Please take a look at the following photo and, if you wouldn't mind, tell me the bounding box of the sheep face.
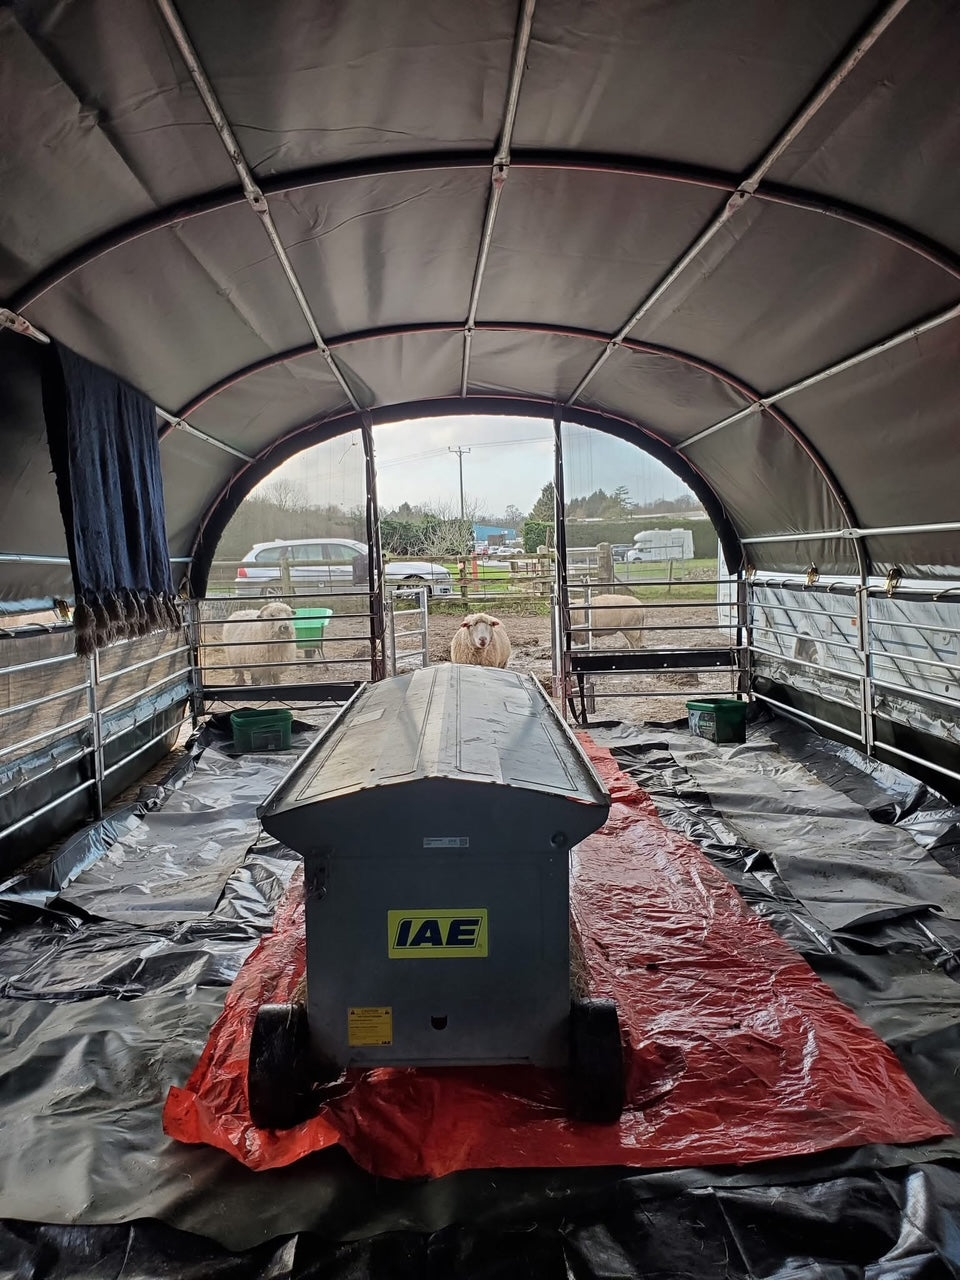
[258,601,296,641]
[461,613,500,652]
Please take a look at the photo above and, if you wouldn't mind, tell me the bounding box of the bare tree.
[407,497,479,560]
[257,477,308,511]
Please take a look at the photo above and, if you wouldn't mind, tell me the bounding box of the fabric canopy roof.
[2,0,959,605]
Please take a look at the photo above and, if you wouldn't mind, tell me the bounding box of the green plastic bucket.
[231,708,293,753]
[686,697,747,745]
[293,607,333,648]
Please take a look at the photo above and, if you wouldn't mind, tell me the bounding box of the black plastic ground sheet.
[0,711,956,1276]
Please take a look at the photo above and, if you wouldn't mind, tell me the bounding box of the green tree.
[529,482,556,522]
[612,484,631,513]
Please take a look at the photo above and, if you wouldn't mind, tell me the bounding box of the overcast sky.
[263,415,692,515]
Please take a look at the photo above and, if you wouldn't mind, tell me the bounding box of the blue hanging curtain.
[42,341,180,656]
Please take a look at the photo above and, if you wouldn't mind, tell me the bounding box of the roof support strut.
[459,0,537,395]
[565,0,913,410]
[155,408,255,463]
[0,307,49,343]
[678,299,960,450]
[742,520,960,545]
[153,0,361,412]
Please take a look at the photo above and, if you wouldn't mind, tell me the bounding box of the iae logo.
[387,909,488,958]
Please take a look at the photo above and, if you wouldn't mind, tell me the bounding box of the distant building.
[473,523,518,546]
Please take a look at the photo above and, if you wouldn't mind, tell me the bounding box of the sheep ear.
[461,621,470,628]
[491,619,500,626]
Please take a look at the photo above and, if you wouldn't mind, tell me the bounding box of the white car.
[234,538,456,597]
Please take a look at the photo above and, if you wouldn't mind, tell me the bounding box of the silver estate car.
[234,538,456,597]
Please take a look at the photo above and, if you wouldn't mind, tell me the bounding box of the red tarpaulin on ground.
[163,738,951,1177]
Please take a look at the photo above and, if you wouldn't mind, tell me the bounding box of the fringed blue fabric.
[42,342,180,655]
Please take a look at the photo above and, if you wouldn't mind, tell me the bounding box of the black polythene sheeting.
[1,713,960,1274]
[0,712,318,916]
[767,718,960,880]
[600,715,960,935]
[1,1163,960,1280]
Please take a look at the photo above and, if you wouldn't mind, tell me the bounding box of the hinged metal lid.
[258,665,611,854]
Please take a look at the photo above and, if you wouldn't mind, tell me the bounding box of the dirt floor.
[200,598,736,726]
[419,606,737,724]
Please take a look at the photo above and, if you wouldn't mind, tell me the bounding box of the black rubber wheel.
[569,997,626,1124]
[247,1002,314,1130]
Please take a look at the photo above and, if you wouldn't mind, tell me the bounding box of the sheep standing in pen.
[449,612,511,668]
[223,601,298,685]
[568,594,645,650]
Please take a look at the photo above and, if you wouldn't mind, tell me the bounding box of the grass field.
[612,557,719,602]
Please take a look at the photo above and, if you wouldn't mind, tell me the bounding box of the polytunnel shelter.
[1,0,960,1274]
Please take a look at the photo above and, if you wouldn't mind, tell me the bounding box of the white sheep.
[223,601,297,685]
[449,612,511,668]
[569,594,645,650]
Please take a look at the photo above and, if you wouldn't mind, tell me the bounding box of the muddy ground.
[202,599,736,726]
[421,607,736,724]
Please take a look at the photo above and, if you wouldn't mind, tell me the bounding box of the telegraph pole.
[448,446,471,518]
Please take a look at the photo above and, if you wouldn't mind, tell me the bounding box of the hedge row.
[524,517,717,558]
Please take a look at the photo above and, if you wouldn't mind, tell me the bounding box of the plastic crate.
[231,709,294,753]
[686,697,747,745]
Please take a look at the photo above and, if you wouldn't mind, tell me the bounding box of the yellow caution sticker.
[387,909,488,959]
[348,1006,393,1047]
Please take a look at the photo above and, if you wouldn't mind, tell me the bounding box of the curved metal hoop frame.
[172,320,867,579]
[189,393,776,597]
[12,151,945,584]
[10,151,960,312]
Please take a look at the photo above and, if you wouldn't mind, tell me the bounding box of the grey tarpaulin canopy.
[1,0,959,607]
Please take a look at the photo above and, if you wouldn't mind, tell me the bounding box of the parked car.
[234,539,456,597]
[611,544,632,562]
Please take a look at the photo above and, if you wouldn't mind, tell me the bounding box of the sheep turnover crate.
[248,664,626,1128]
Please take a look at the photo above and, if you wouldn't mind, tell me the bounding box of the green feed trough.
[293,607,333,657]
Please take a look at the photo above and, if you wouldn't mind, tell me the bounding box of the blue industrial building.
[473,523,518,544]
